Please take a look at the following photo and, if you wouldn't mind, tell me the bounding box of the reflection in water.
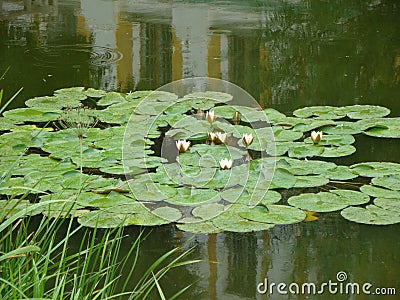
[1,1,400,299]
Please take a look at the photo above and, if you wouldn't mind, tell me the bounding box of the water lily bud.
[176,139,191,152]
[242,133,253,147]
[232,111,241,125]
[215,132,227,144]
[205,111,216,123]
[219,158,233,170]
[310,131,323,144]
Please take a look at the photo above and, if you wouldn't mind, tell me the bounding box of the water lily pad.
[78,211,131,228]
[374,197,400,213]
[192,203,226,220]
[288,190,369,212]
[360,185,400,199]
[54,87,87,100]
[176,221,223,234]
[184,91,233,103]
[129,182,177,201]
[320,121,363,135]
[350,162,400,177]
[322,166,358,180]
[293,106,345,119]
[25,96,82,109]
[293,175,329,188]
[164,187,220,206]
[270,168,297,189]
[371,174,400,191]
[273,127,303,142]
[85,88,107,98]
[212,205,275,232]
[341,205,400,225]
[320,145,356,157]
[152,206,182,221]
[288,143,324,158]
[239,205,306,224]
[4,108,61,122]
[97,92,126,106]
[340,105,390,119]
[362,118,400,138]
[0,199,43,218]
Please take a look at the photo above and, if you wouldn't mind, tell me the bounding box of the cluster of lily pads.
[0,87,399,233]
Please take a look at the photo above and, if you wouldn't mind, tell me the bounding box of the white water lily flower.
[310,131,323,144]
[208,132,217,141]
[219,158,233,170]
[242,133,254,147]
[175,139,191,152]
[205,111,216,123]
[215,132,227,143]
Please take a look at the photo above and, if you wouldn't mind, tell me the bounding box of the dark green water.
[1,0,400,299]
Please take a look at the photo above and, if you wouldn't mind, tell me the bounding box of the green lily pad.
[4,108,61,122]
[239,205,306,224]
[360,185,400,199]
[288,143,324,158]
[270,168,297,189]
[293,175,329,188]
[320,121,363,135]
[374,197,400,213]
[97,92,126,106]
[184,91,233,103]
[288,190,369,212]
[211,205,275,232]
[341,205,400,225]
[362,118,400,138]
[371,174,400,191]
[152,206,182,222]
[192,203,226,220]
[293,106,345,119]
[320,145,356,158]
[340,105,390,119]
[350,162,400,177]
[164,188,220,206]
[176,221,223,234]
[0,199,43,218]
[25,96,81,109]
[129,182,177,201]
[322,166,358,180]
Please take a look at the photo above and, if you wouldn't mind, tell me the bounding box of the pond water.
[1,0,400,299]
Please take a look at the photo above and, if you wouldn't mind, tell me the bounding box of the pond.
[1,0,400,299]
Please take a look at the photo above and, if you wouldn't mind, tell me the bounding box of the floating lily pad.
[360,185,400,199]
[212,205,275,233]
[362,118,400,138]
[176,221,223,234]
[320,145,356,158]
[184,91,233,103]
[340,105,390,119]
[4,108,61,122]
[97,92,126,106]
[350,162,400,177]
[152,206,182,222]
[371,174,400,191]
[25,96,81,109]
[341,205,400,225]
[293,175,329,188]
[293,106,345,119]
[164,188,220,206]
[192,203,226,220]
[288,190,369,212]
[239,205,306,225]
[0,199,43,218]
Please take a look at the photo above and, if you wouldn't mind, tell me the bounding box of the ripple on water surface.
[32,45,123,68]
